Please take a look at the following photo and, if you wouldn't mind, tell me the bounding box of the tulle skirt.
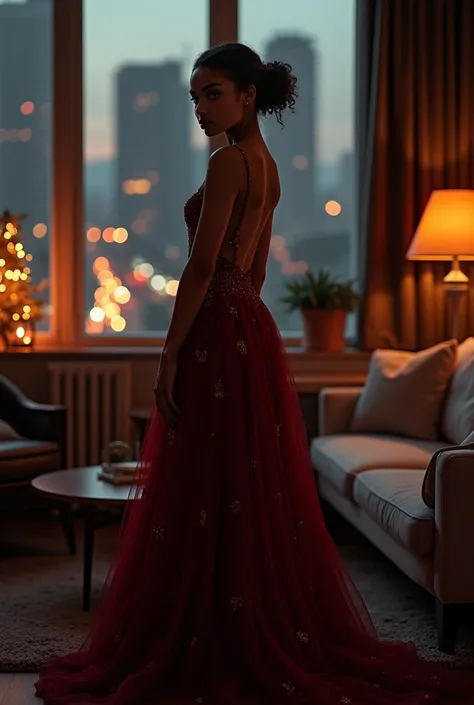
[36,258,474,704]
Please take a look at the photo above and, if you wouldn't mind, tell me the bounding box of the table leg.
[59,503,76,555]
[83,505,95,612]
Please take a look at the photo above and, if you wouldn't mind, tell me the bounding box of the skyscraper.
[116,61,192,275]
[264,35,319,241]
[0,0,52,286]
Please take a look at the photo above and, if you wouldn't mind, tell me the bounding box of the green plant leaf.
[280,268,360,313]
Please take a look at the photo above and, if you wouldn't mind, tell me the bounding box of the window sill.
[0,343,367,358]
[0,344,369,393]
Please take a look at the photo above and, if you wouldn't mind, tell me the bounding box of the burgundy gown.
[35,145,474,704]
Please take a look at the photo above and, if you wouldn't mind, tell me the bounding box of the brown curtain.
[356,0,474,351]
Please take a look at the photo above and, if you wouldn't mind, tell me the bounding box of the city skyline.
[0,0,52,316]
[265,35,319,239]
[82,31,354,333]
[85,0,354,163]
[0,0,356,336]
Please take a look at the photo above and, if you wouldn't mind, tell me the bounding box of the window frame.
[40,0,83,349]
[43,0,352,350]
[45,0,237,348]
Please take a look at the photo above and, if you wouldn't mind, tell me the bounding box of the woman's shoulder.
[202,147,244,193]
[207,145,245,177]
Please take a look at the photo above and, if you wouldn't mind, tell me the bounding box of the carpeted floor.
[0,508,473,672]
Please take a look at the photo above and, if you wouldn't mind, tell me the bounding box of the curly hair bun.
[257,60,298,124]
[193,43,298,126]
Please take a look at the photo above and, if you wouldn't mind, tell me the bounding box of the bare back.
[217,144,280,274]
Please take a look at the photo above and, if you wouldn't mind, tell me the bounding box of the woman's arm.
[162,146,242,358]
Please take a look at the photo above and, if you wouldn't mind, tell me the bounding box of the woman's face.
[190,66,246,137]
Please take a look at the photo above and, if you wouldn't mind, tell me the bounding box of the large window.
[84,0,207,336]
[241,0,356,334]
[0,0,52,331]
[48,0,356,346]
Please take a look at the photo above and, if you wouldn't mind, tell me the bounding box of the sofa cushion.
[350,339,457,441]
[0,440,60,484]
[352,469,434,556]
[441,337,474,445]
[310,434,443,497]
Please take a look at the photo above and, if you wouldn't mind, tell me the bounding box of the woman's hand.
[153,349,180,424]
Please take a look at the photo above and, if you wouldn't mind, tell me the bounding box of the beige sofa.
[310,339,474,654]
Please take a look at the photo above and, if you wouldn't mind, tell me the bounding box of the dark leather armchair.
[0,375,74,553]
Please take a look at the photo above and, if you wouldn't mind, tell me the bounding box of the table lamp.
[406,189,474,339]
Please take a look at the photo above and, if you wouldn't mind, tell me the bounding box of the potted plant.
[281,269,359,352]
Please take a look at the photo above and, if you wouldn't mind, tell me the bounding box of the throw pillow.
[422,429,474,508]
[350,339,457,441]
[441,337,474,445]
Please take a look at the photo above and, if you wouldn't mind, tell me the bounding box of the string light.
[0,210,46,348]
[86,222,182,335]
[270,235,308,276]
[88,254,131,333]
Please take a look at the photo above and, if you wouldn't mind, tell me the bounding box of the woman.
[36,42,473,705]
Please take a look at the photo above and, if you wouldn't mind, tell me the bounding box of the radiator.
[49,362,132,468]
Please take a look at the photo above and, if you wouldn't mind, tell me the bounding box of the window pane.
[0,0,52,333]
[84,0,207,336]
[240,1,356,334]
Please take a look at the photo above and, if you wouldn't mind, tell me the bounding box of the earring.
[245,101,249,106]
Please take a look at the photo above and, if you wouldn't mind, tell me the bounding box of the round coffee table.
[32,466,137,612]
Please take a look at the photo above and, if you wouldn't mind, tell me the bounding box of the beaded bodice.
[183,144,251,261]
[184,187,204,256]
[183,145,260,308]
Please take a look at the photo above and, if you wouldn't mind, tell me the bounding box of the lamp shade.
[406,189,474,261]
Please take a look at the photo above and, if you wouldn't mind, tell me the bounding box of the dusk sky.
[85,0,355,163]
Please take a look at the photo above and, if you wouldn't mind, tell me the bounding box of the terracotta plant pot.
[301,308,347,352]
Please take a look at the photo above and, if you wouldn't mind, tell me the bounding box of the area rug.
[0,511,473,672]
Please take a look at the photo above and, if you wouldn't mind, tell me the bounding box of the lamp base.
[444,283,468,340]
[443,260,469,340]
[444,288,466,340]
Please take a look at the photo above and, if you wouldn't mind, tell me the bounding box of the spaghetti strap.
[229,144,251,264]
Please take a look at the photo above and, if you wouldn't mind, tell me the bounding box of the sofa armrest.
[434,447,474,603]
[0,375,67,467]
[317,387,363,436]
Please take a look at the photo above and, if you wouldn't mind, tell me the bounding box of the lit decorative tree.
[0,209,46,348]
